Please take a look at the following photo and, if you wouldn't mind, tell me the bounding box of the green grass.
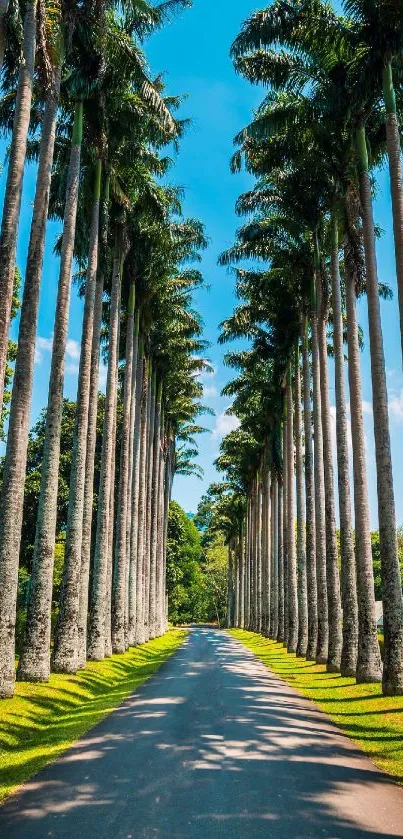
[0,629,187,802]
[229,629,403,785]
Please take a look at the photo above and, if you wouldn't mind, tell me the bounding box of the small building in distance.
[375,601,383,631]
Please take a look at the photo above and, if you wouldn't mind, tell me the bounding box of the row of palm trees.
[214,0,403,696]
[0,0,208,699]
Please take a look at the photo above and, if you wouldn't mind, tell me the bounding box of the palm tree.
[112,280,136,654]
[8,54,62,685]
[87,231,123,661]
[286,366,298,653]
[302,318,317,660]
[317,269,343,672]
[294,343,308,658]
[0,0,37,429]
[344,189,383,683]
[330,213,358,677]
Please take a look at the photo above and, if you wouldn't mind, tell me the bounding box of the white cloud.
[203,385,218,399]
[65,362,79,376]
[362,400,373,416]
[389,388,403,423]
[66,338,80,360]
[35,334,81,367]
[212,408,240,440]
[35,335,53,364]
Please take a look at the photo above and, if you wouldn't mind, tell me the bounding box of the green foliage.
[1,267,21,441]
[167,501,229,626]
[371,528,403,601]
[166,501,206,624]
[202,535,229,627]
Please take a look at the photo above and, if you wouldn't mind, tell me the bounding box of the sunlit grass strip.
[229,629,403,785]
[0,629,187,802]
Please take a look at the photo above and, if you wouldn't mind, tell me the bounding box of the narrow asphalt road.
[1,627,403,839]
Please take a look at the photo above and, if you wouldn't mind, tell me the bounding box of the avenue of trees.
[211,0,403,697]
[0,0,209,699]
[167,502,228,626]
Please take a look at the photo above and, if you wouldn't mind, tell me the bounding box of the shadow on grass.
[230,629,403,786]
[0,630,186,801]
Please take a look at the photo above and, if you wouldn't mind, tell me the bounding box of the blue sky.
[3,0,403,526]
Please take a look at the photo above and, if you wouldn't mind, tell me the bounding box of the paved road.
[1,627,403,838]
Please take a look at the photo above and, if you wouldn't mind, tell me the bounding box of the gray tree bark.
[295,347,308,658]
[286,372,298,653]
[357,126,403,695]
[149,383,162,639]
[317,280,342,673]
[311,290,329,664]
[0,0,37,419]
[302,320,318,661]
[135,359,149,644]
[53,160,101,673]
[10,71,61,684]
[87,240,122,660]
[344,248,382,683]
[112,283,136,653]
[330,222,358,677]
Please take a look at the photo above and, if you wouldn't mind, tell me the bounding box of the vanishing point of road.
[1,627,403,838]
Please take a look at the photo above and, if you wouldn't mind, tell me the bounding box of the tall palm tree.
[294,344,308,658]
[0,0,37,427]
[302,318,317,660]
[87,231,123,661]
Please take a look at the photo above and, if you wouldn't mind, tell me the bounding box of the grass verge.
[229,629,403,785]
[0,629,187,802]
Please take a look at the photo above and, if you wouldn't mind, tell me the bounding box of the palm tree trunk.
[112,283,136,654]
[162,436,174,634]
[345,245,382,684]
[0,0,37,420]
[155,419,165,637]
[77,175,110,667]
[53,159,102,673]
[239,519,245,629]
[227,543,234,627]
[87,238,122,661]
[234,538,240,627]
[244,495,251,629]
[286,368,298,653]
[356,125,403,695]
[249,484,255,630]
[135,358,149,645]
[302,319,318,661]
[256,476,263,633]
[143,369,156,642]
[383,63,403,367]
[105,383,119,659]
[295,344,308,658]
[277,475,284,643]
[77,264,104,669]
[128,338,143,645]
[317,280,342,673]
[330,216,358,677]
[271,473,279,640]
[149,382,162,639]
[0,0,10,73]
[3,70,61,687]
[5,100,83,691]
[125,313,140,644]
[282,411,289,647]
[311,285,329,664]
[263,465,270,636]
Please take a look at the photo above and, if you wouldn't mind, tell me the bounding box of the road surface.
[1,627,403,838]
